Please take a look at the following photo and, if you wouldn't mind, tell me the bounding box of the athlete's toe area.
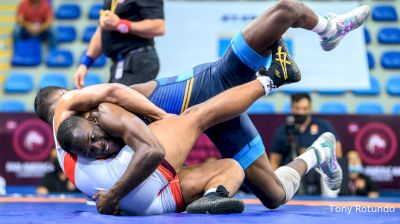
[319,132,336,147]
[264,38,301,87]
[186,185,244,214]
[312,132,342,190]
[320,5,371,51]
[186,197,244,214]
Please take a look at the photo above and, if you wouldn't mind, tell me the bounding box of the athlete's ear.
[88,115,100,125]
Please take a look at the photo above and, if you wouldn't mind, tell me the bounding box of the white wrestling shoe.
[308,132,342,190]
[320,5,371,51]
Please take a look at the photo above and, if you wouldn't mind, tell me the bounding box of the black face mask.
[294,114,308,124]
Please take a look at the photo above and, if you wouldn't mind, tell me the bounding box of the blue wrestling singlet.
[148,33,269,169]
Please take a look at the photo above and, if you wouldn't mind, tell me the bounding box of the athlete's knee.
[258,190,286,209]
[275,0,303,20]
[223,159,245,182]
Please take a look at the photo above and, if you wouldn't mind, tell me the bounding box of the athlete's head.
[34,86,68,124]
[290,93,312,124]
[57,116,124,159]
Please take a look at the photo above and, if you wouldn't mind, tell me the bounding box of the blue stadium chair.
[378,28,400,44]
[46,49,74,67]
[89,4,103,20]
[372,5,398,22]
[381,51,400,69]
[56,4,81,20]
[386,75,400,96]
[318,90,345,95]
[352,76,380,96]
[0,100,26,112]
[39,73,68,89]
[282,102,291,114]
[319,102,347,114]
[80,51,107,68]
[82,26,97,42]
[367,51,375,69]
[281,89,311,95]
[248,101,275,114]
[4,73,34,93]
[364,28,371,44]
[11,38,41,66]
[356,103,384,115]
[84,73,103,86]
[392,104,400,114]
[55,25,77,43]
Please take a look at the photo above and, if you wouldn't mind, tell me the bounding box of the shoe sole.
[186,198,244,214]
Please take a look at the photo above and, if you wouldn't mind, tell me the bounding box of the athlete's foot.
[307,132,343,190]
[258,38,301,88]
[320,5,371,51]
[186,185,244,214]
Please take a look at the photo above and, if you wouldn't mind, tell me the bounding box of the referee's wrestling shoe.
[186,185,244,214]
[257,38,301,88]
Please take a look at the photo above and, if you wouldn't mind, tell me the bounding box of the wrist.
[80,54,94,68]
[116,19,131,34]
[108,187,122,201]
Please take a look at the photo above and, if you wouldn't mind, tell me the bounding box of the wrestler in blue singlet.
[148,32,269,169]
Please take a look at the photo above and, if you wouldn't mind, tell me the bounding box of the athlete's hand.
[99,10,120,31]
[73,64,88,89]
[148,112,177,122]
[93,190,121,215]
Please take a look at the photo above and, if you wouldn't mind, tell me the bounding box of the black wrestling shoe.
[186,185,244,214]
[258,39,301,88]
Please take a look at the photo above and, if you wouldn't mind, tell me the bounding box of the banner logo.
[12,119,54,161]
[355,122,397,165]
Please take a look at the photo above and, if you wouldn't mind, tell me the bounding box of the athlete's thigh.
[212,46,257,87]
[148,114,203,172]
[178,159,234,204]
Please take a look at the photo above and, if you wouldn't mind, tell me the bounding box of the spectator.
[14,0,56,49]
[347,150,379,198]
[36,149,78,194]
[73,0,165,88]
[270,93,342,195]
[0,175,6,196]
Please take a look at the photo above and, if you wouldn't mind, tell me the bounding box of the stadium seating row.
[5,72,400,96]
[247,100,400,115]
[54,4,397,22]
[12,38,107,67]
[3,72,103,94]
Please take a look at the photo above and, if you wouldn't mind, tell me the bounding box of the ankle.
[256,76,275,95]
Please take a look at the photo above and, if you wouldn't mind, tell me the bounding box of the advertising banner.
[1,114,398,189]
[0,114,54,185]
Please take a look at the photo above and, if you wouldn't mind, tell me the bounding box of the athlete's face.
[71,121,123,159]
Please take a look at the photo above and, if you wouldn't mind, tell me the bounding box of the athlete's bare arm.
[53,83,167,131]
[93,102,165,214]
